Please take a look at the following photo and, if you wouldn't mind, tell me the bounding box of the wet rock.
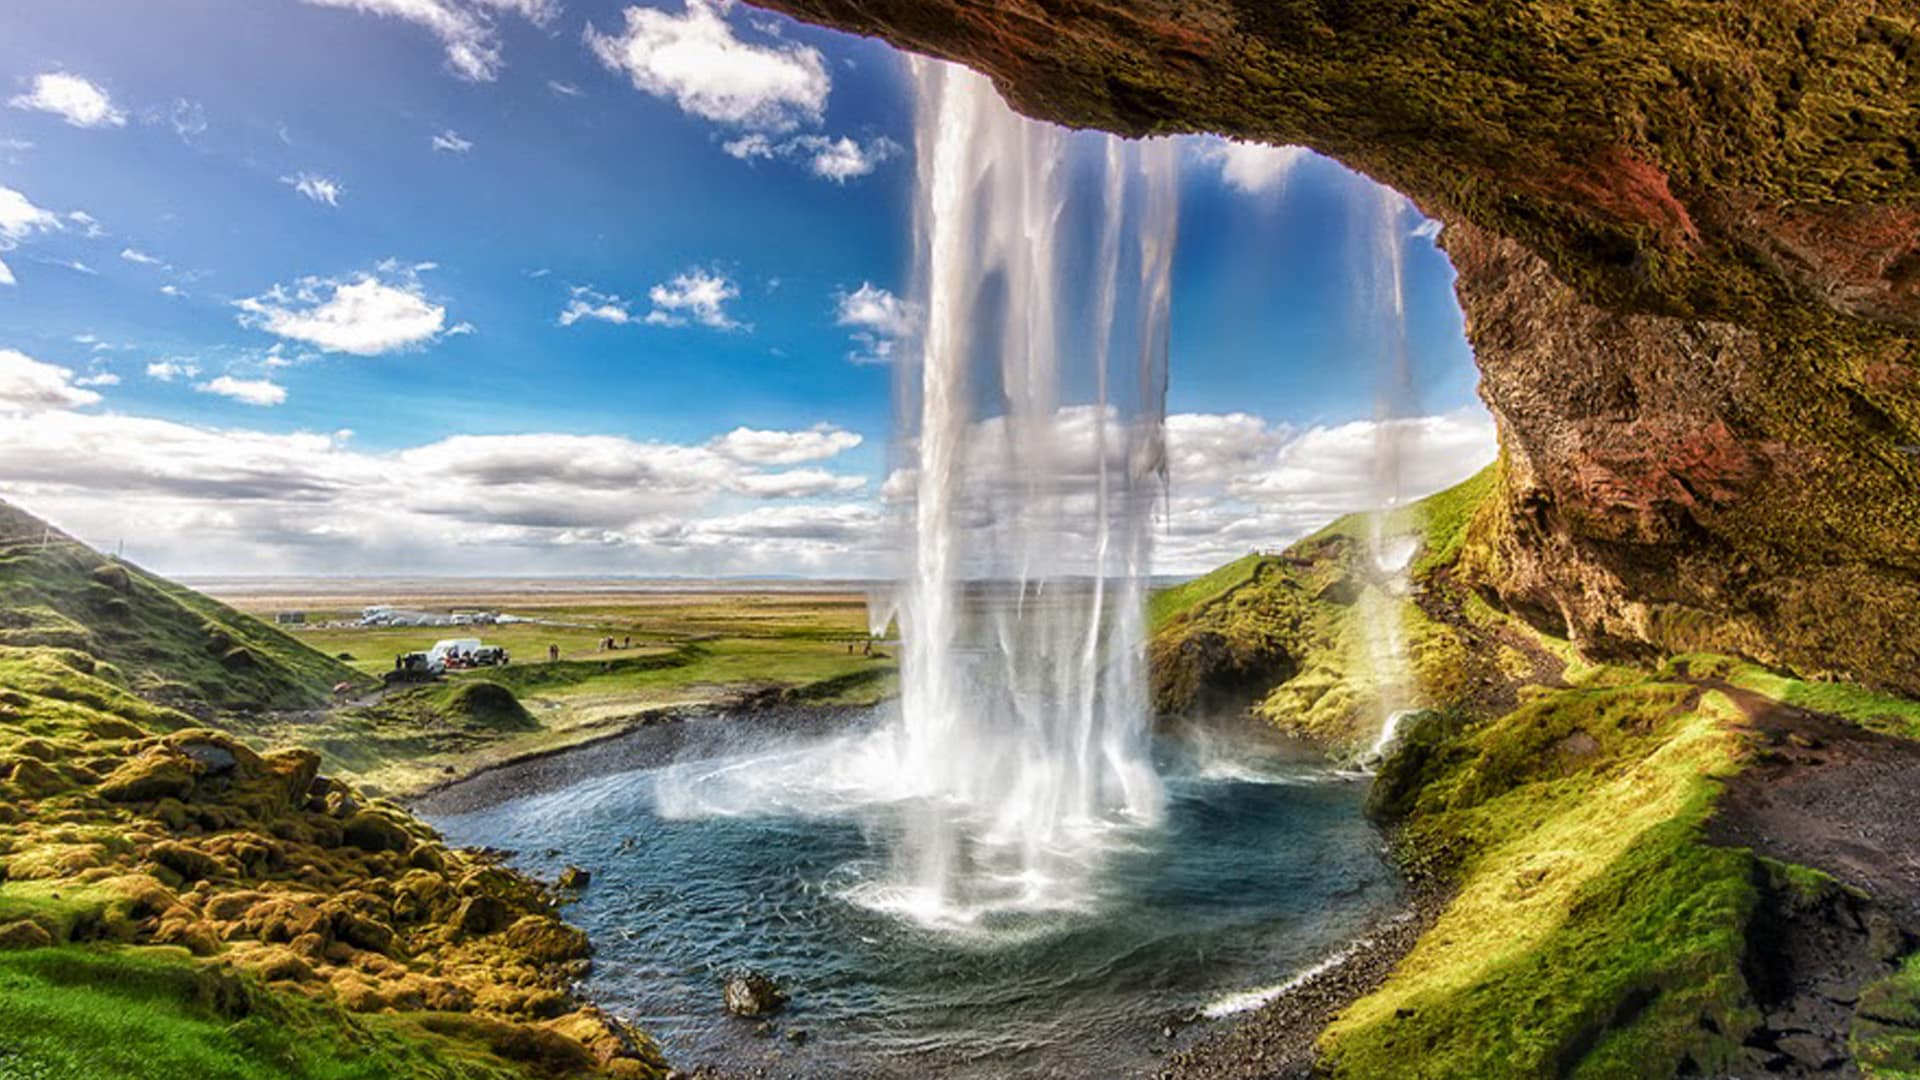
[504,915,592,963]
[0,919,53,950]
[724,971,787,1017]
[785,1028,809,1045]
[557,865,591,890]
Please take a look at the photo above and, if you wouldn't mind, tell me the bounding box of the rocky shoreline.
[1160,875,1447,1079]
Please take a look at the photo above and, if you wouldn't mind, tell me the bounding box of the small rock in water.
[785,1029,809,1045]
[725,971,787,1017]
[557,865,591,890]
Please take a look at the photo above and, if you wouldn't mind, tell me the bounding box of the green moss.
[1855,952,1920,1078]
[1147,553,1267,633]
[1325,685,1756,1076]
[0,502,366,710]
[0,946,530,1079]
[1686,655,1920,740]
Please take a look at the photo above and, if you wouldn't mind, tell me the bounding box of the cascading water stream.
[654,60,1179,935]
[884,58,1177,926]
[1360,187,1418,759]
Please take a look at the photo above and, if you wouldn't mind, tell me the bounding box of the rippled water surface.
[425,714,1401,1078]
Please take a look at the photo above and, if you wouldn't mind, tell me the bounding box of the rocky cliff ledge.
[757,0,1920,691]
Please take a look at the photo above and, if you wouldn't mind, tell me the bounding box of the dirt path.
[1699,676,1920,925]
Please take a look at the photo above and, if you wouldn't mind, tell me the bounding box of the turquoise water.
[425,714,1401,1077]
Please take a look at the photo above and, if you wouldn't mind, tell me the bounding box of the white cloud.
[159,284,187,298]
[235,267,450,355]
[723,131,899,181]
[282,172,343,206]
[557,286,634,327]
[63,259,97,275]
[432,128,473,152]
[835,282,912,337]
[645,268,741,329]
[1199,138,1309,196]
[74,372,120,388]
[722,132,774,160]
[0,349,102,412]
[8,73,125,128]
[711,423,861,466]
[145,360,200,381]
[0,184,60,240]
[587,0,830,132]
[0,256,12,287]
[548,79,583,97]
[834,282,913,365]
[1411,218,1443,241]
[67,211,104,238]
[795,134,898,181]
[298,0,550,81]
[120,247,165,267]
[197,375,288,407]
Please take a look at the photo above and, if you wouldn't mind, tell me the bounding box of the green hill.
[0,500,665,1078]
[0,501,365,710]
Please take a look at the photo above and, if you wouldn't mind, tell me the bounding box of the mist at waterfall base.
[427,713,1401,1076]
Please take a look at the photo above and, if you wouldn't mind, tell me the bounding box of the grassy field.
[209,583,898,795]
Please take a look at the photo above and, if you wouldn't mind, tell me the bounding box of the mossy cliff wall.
[755,0,1920,691]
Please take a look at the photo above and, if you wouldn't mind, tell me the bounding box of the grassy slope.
[1152,463,1920,1075]
[0,503,664,1079]
[0,501,366,710]
[1149,464,1499,746]
[0,947,526,1080]
[1326,678,1758,1076]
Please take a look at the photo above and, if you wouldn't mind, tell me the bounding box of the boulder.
[453,894,512,936]
[342,811,412,853]
[504,915,592,963]
[723,971,787,1017]
[0,919,52,951]
[557,865,591,890]
[98,752,195,803]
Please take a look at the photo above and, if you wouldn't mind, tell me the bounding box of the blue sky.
[0,0,1493,577]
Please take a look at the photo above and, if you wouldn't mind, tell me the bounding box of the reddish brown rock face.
[758,0,1920,690]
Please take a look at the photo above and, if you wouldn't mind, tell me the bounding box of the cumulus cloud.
[298,0,552,82]
[145,360,200,381]
[711,423,861,466]
[431,128,473,152]
[8,72,125,128]
[723,132,900,181]
[235,267,450,355]
[197,375,288,407]
[0,184,60,240]
[0,349,102,412]
[0,257,14,287]
[557,285,634,327]
[587,0,830,132]
[645,268,741,329]
[1199,138,1310,196]
[74,371,120,388]
[796,134,898,182]
[282,172,343,206]
[834,282,914,364]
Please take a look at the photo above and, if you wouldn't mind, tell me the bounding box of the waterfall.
[881,58,1176,926]
[654,60,1178,935]
[1360,186,1416,754]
